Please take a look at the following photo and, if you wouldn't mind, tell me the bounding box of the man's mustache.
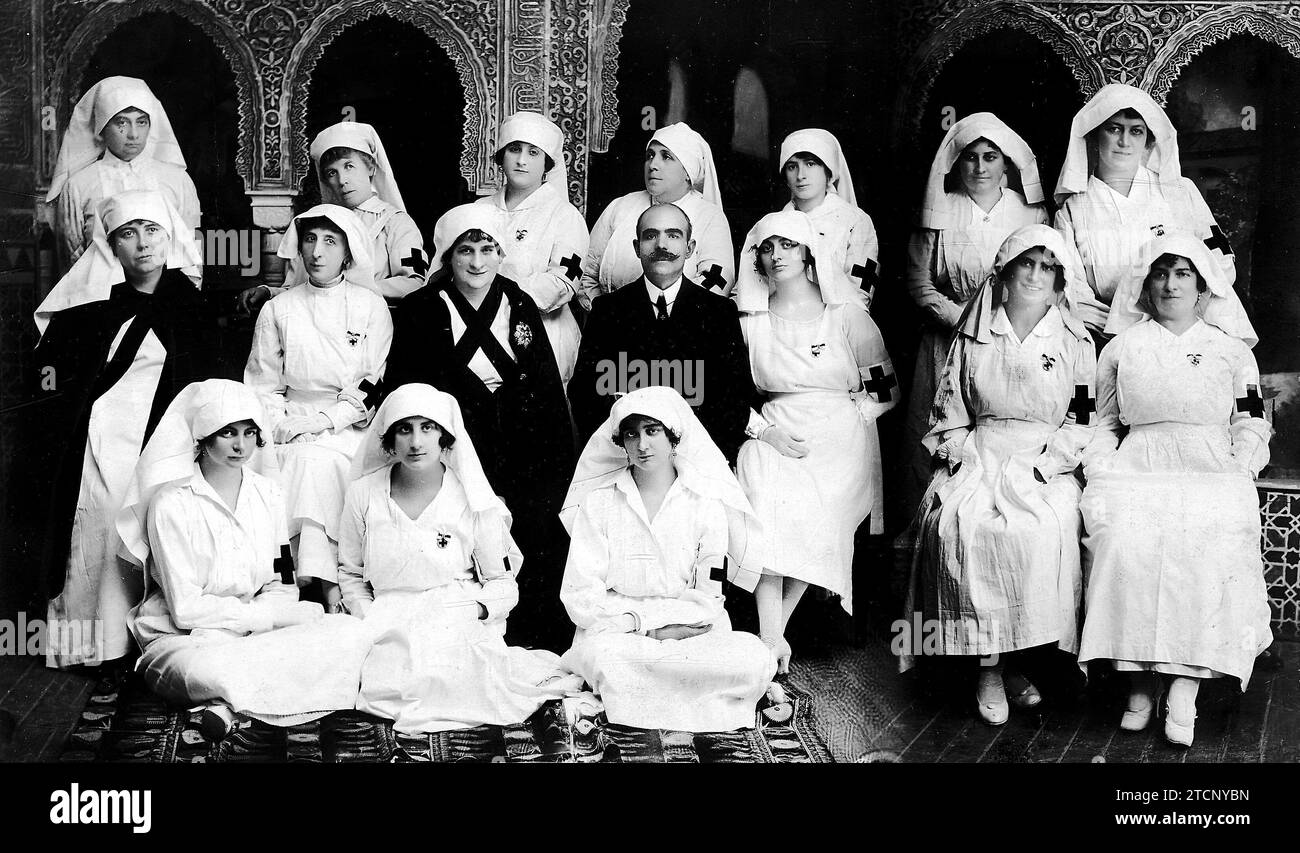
[646,250,679,261]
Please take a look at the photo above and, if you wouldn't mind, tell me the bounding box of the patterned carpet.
[58,670,832,764]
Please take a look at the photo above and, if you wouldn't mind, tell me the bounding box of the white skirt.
[737,390,875,611]
[139,614,373,726]
[904,418,1083,666]
[1078,424,1272,686]
[561,614,775,732]
[357,585,572,733]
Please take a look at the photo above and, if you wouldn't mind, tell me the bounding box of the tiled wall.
[1260,482,1300,640]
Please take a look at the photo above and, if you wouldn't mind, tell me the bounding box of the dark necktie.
[656,293,669,321]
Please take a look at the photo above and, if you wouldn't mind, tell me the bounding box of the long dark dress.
[23,269,217,665]
[387,274,576,652]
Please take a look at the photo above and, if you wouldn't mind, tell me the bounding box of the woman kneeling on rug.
[338,383,581,733]
[119,379,373,739]
[559,386,777,732]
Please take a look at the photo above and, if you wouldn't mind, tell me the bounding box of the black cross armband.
[1068,385,1096,425]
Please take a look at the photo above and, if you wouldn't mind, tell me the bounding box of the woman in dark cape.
[387,203,576,653]
[26,189,216,668]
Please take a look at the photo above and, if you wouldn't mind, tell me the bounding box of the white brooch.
[512,322,533,348]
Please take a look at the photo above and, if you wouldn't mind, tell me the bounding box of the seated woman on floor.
[119,379,372,740]
[339,383,581,733]
[559,386,777,732]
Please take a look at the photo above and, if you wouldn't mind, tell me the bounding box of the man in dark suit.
[570,202,754,463]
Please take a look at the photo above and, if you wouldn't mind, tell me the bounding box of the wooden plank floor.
[792,632,1300,763]
[0,656,94,763]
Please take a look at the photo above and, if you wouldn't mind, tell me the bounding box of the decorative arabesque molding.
[282,0,498,196]
[1142,5,1300,103]
[35,0,631,214]
[894,1,1300,138]
[43,0,260,190]
[893,0,1104,141]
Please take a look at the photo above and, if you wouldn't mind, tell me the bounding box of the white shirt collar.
[645,276,684,315]
[613,468,688,526]
[102,149,148,172]
[989,302,1065,341]
[187,465,248,517]
[964,190,1007,223]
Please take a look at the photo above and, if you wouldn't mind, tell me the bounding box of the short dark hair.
[108,219,164,247]
[615,414,681,447]
[634,202,693,243]
[784,150,833,183]
[381,418,456,453]
[943,136,1006,193]
[296,216,351,265]
[998,246,1066,292]
[319,146,377,173]
[438,229,502,270]
[752,237,815,277]
[198,422,266,456]
[1088,107,1157,150]
[493,142,556,174]
[1140,252,1208,300]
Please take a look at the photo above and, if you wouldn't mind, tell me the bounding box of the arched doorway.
[300,16,467,239]
[1165,34,1300,474]
[912,28,1084,209]
[82,13,248,250]
[584,0,892,258]
[1166,36,1299,371]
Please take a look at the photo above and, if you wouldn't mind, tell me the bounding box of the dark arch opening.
[300,16,468,239]
[1167,36,1300,369]
[912,28,1084,209]
[80,11,248,261]
[1167,34,1300,472]
[81,12,249,286]
[81,12,252,384]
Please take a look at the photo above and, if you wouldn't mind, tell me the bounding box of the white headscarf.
[953,224,1091,345]
[1106,232,1257,345]
[734,210,860,314]
[495,111,568,195]
[277,203,377,294]
[310,121,407,211]
[919,112,1044,231]
[561,386,768,591]
[117,379,266,569]
[1054,83,1182,205]
[351,383,508,516]
[426,202,512,280]
[46,76,189,203]
[649,122,722,206]
[34,189,203,337]
[778,128,858,208]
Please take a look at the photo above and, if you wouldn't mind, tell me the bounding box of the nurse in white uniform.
[475,111,590,387]
[1054,83,1236,344]
[244,204,392,612]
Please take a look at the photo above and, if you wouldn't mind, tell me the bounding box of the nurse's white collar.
[990,302,1064,340]
[353,193,385,214]
[187,465,250,515]
[964,189,1007,220]
[613,467,689,524]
